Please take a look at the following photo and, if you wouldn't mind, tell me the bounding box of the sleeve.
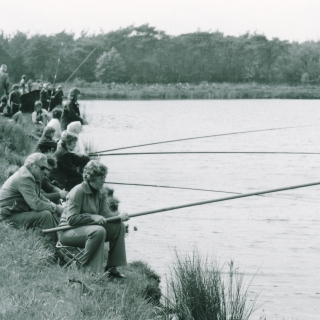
[18,176,56,213]
[100,193,117,218]
[65,188,94,226]
[31,111,37,123]
[59,153,81,176]
[72,153,90,168]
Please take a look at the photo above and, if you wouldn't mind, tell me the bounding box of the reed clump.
[164,250,261,320]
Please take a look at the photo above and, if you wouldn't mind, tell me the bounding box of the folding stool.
[55,241,85,269]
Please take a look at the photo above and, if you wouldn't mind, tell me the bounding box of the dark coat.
[35,136,57,153]
[60,99,84,130]
[8,91,21,114]
[40,89,49,110]
[49,145,90,191]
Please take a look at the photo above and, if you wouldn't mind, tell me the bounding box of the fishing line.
[90,124,313,155]
[105,181,318,203]
[92,151,320,156]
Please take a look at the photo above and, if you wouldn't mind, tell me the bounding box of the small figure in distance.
[40,83,50,110]
[8,84,21,115]
[32,100,51,126]
[0,64,10,97]
[46,108,62,142]
[60,87,84,130]
[20,75,26,94]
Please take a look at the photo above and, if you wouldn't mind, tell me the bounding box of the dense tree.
[0,27,319,85]
[95,47,126,82]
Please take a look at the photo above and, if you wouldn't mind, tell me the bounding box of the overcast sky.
[1,0,319,43]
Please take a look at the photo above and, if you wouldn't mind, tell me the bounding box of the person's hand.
[119,212,130,222]
[59,190,68,200]
[55,204,64,216]
[91,214,107,224]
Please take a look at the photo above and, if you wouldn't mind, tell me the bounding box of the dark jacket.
[49,145,90,191]
[35,136,57,153]
[40,89,49,110]
[8,91,21,114]
[60,99,84,130]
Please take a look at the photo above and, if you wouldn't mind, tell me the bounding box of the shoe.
[105,267,127,278]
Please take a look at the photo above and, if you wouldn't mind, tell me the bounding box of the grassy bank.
[62,80,320,100]
[0,115,264,319]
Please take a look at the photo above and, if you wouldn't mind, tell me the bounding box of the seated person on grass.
[0,153,64,245]
[49,131,90,191]
[35,126,58,153]
[32,100,51,126]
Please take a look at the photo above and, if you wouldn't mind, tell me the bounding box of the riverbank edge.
[0,115,164,319]
[62,82,320,100]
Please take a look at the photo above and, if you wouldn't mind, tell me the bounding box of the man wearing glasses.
[0,153,64,244]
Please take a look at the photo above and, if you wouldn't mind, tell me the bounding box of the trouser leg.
[103,222,127,267]
[59,225,106,273]
[6,210,58,243]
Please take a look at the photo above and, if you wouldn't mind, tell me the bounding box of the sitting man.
[0,153,64,244]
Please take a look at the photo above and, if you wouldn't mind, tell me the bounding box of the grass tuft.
[164,249,261,320]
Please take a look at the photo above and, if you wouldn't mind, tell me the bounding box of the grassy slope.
[0,115,163,320]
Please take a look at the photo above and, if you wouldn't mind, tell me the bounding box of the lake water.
[79,99,320,320]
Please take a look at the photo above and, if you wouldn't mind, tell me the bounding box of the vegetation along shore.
[0,114,263,319]
[65,81,320,100]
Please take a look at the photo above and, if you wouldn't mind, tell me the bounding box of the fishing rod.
[53,42,63,88]
[90,124,313,155]
[106,182,317,203]
[91,151,320,156]
[43,180,320,233]
[62,48,97,87]
[49,42,63,110]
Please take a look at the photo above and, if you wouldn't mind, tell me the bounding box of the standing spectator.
[40,83,50,110]
[8,84,21,115]
[0,64,10,97]
[32,100,51,126]
[0,95,10,115]
[26,79,33,93]
[60,88,83,130]
[50,85,64,110]
[20,75,26,94]
[31,79,41,91]
[47,108,62,141]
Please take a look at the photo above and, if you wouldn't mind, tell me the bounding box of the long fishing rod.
[106,182,317,203]
[90,124,313,154]
[53,42,63,88]
[62,48,97,87]
[49,42,64,110]
[91,151,320,156]
[43,180,320,233]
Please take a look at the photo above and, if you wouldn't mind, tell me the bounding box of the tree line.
[0,24,319,85]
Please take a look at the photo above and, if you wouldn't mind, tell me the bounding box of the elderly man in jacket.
[0,153,64,244]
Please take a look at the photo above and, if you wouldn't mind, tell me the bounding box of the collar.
[82,181,103,198]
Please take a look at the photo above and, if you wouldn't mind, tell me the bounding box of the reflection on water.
[80,99,320,320]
